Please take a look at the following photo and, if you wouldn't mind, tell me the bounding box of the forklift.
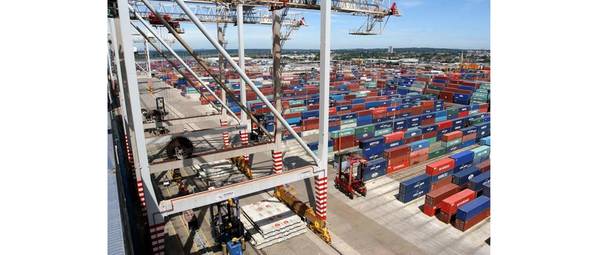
[210,198,246,255]
[334,148,368,199]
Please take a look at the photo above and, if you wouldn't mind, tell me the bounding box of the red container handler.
[426,158,456,176]
[454,208,490,231]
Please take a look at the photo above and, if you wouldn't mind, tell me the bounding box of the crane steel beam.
[158,165,318,216]
[144,125,248,144]
[149,142,276,173]
[174,0,320,164]
[142,114,223,129]
[146,0,397,16]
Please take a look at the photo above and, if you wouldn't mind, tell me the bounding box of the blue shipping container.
[452,166,481,186]
[468,171,491,191]
[399,174,430,193]
[362,158,388,181]
[456,196,490,221]
[450,151,475,166]
[410,140,430,151]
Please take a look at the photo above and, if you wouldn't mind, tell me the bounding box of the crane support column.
[315,0,332,221]
[271,8,283,174]
[145,38,151,77]
[237,3,250,163]
[117,0,164,254]
[217,22,227,111]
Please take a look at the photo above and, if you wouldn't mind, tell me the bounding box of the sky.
[143,0,489,50]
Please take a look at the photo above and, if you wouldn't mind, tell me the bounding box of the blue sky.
[151,0,489,50]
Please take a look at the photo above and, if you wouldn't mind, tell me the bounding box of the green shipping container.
[355,125,375,135]
[471,145,490,161]
[331,128,355,138]
[341,118,357,125]
[289,106,307,113]
[428,148,447,159]
[442,138,462,148]
[429,141,443,151]
[289,99,304,106]
[447,107,460,116]
[424,137,437,144]
[469,109,480,115]
[374,127,392,137]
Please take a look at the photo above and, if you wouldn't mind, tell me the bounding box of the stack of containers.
[452,166,481,187]
[422,183,461,216]
[384,131,404,150]
[468,171,490,194]
[397,174,430,203]
[361,158,388,181]
[409,140,430,165]
[428,141,445,159]
[459,126,478,148]
[470,145,490,164]
[359,136,386,161]
[437,189,477,223]
[449,150,475,173]
[331,129,356,151]
[475,122,491,141]
[426,158,456,191]
[441,130,463,152]
[385,144,411,174]
[454,196,490,231]
[482,181,490,197]
[480,136,490,146]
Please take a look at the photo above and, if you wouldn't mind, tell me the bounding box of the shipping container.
[450,150,475,166]
[439,189,476,215]
[452,166,481,186]
[468,171,491,191]
[362,157,388,181]
[426,158,456,176]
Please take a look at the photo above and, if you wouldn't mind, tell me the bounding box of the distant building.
[388,46,393,54]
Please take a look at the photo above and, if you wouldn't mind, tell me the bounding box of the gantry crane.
[109,0,403,253]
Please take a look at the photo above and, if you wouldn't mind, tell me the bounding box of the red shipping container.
[373,112,386,119]
[284,112,302,119]
[423,131,437,139]
[420,100,434,107]
[431,176,453,191]
[439,189,476,215]
[421,118,435,126]
[422,204,437,216]
[457,111,469,118]
[454,208,490,231]
[437,120,453,130]
[385,145,411,158]
[426,158,456,176]
[479,103,489,113]
[352,103,365,112]
[387,155,410,174]
[437,210,452,224]
[423,88,440,95]
[476,159,491,172]
[410,153,428,165]
[308,105,320,110]
[384,131,404,143]
[404,135,423,144]
[442,131,464,142]
[462,133,477,142]
[372,107,387,115]
[329,107,337,115]
[357,110,373,116]
[334,135,356,151]
[425,183,460,208]
[337,110,351,115]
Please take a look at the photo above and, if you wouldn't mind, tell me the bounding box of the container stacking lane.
[327,145,490,255]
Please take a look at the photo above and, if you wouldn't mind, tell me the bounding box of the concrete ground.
[137,77,490,255]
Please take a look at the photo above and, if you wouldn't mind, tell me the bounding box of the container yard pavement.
[139,77,489,255]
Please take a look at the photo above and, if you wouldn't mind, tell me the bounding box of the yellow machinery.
[231,156,253,179]
[273,186,332,244]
